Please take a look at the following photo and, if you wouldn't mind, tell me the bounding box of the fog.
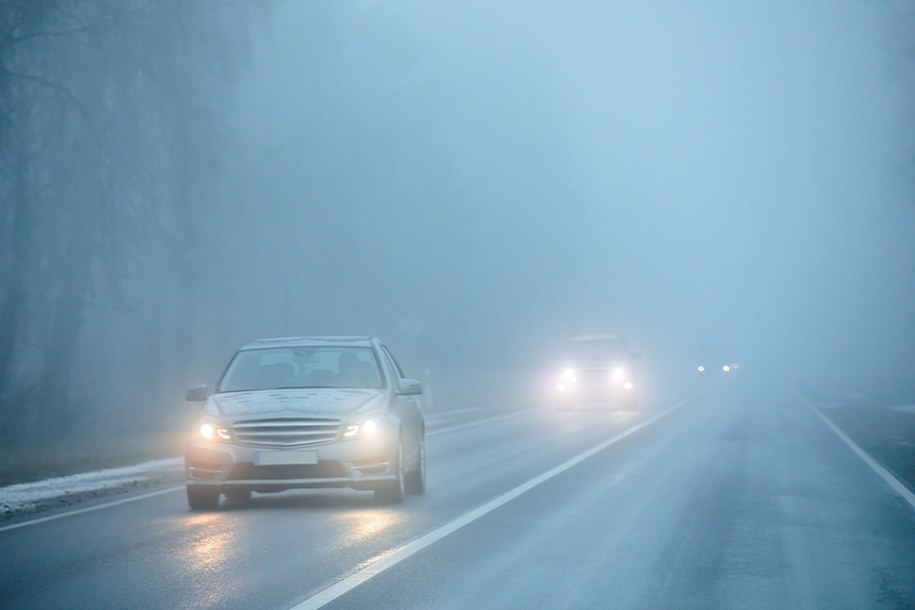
[227,1,914,381]
[1,1,913,459]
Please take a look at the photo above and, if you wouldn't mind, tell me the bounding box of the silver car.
[552,334,640,409]
[184,336,426,509]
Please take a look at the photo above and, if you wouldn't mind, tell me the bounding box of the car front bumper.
[185,436,398,493]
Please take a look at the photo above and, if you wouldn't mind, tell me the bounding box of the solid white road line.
[289,397,694,610]
[427,409,533,437]
[798,393,915,511]
[0,486,184,533]
[424,407,483,423]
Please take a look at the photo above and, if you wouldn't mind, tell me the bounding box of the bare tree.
[0,0,265,454]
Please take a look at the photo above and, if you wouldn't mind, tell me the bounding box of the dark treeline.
[0,1,265,458]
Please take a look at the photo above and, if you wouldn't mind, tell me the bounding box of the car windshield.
[219,346,383,391]
[695,343,735,364]
[567,339,630,364]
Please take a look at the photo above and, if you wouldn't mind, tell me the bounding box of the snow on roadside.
[0,457,184,520]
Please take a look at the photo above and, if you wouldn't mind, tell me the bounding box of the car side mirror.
[185,384,207,402]
[397,378,423,396]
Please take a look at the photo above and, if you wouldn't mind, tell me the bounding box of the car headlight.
[697,365,705,373]
[342,416,384,440]
[195,421,232,442]
[556,368,577,391]
[722,364,731,373]
[612,367,626,382]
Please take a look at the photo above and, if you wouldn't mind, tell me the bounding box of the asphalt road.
[2,379,914,609]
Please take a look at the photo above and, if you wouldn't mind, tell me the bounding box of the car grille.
[577,369,613,386]
[232,418,341,447]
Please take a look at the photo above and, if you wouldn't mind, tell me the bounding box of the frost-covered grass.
[0,457,183,520]
[0,431,186,520]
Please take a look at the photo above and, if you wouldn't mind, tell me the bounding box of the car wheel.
[187,486,220,511]
[405,434,426,495]
[374,437,405,505]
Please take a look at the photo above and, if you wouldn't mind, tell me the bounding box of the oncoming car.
[694,343,741,378]
[552,334,640,409]
[183,336,425,509]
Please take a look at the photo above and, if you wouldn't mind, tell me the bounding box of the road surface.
[2,378,913,609]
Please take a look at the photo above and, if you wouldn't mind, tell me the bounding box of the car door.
[380,344,423,467]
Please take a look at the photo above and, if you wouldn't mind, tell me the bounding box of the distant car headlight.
[342,416,384,440]
[697,365,705,373]
[722,364,731,373]
[195,421,232,442]
[556,368,577,391]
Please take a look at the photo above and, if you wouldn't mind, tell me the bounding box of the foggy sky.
[222,0,914,384]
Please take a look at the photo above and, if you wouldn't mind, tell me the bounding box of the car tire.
[187,486,220,510]
[404,434,426,495]
[374,437,405,505]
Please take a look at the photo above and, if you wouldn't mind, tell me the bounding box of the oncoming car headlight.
[556,368,577,392]
[195,421,232,442]
[342,416,383,440]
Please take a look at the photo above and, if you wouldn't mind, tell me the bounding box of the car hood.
[208,388,387,418]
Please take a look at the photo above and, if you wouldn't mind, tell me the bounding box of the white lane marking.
[424,407,483,424]
[0,486,184,533]
[797,393,915,510]
[289,398,694,610]
[427,409,532,437]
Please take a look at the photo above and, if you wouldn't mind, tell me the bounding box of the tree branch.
[3,8,138,51]
[0,67,97,138]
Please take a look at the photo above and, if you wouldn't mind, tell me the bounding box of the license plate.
[254,451,318,466]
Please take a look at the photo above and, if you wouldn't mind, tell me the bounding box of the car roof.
[238,336,378,350]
